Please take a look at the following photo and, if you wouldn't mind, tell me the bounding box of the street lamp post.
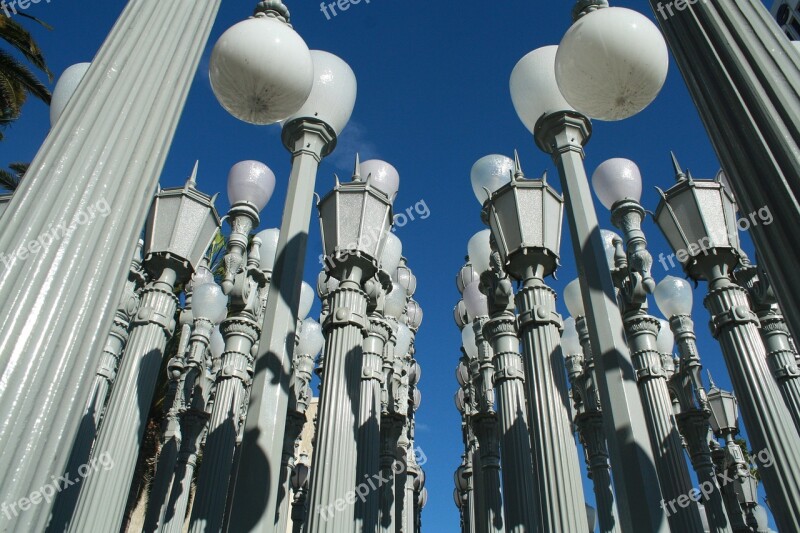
[510,43,665,531]
[655,171,800,531]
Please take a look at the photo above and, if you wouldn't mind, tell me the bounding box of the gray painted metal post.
[646,0,800,343]
[534,112,666,532]
[228,121,334,532]
[0,2,220,529]
[516,272,589,532]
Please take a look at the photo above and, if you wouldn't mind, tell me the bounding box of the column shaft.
[577,414,620,533]
[757,307,800,434]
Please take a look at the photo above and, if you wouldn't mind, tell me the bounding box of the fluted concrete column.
[378,416,402,533]
[703,265,800,531]
[161,411,208,533]
[0,2,220,529]
[356,314,391,532]
[482,310,536,532]
[516,274,588,532]
[275,414,306,533]
[70,267,180,532]
[305,267,368,532]
[402,444,418,533]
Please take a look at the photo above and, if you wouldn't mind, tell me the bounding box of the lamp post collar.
[253,0,291,24]
[572,0,609,22]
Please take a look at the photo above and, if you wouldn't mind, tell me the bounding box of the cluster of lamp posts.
[1,0,799,532]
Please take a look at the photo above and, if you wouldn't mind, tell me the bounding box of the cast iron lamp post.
[69,175,221,532]
[655,170,800,531]
[510,39,665,531]
[480,155,588,531]
[656,275,733,533]
[593,157,704,531]
[211,3,358,526]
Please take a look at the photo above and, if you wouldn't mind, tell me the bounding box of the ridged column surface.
[306,278,367,533]
[704,275,800,531]
[624,312,704,531]
[275,414,306,533]
[69,270,179,532]
[0,2,219,529]
[356,318,390,533]
[189,313,259,532]
[757,307,800,434]
[577,414,619,533]
[483,313,536,533]
[516,278,588,532]
[472,416,504,533]
[378,417,401,533]
[161,413,207,533]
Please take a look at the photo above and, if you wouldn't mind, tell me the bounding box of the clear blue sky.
[1,0,780,530]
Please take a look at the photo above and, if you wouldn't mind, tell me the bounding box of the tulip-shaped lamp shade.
[463,281,488,321]
[555,7,669,121]
[209,15,314,125]
[592,158,643,210]
[193,283,229,323]
[362,159,400,201]
[298,281,315,321]
[456,263,480,294]
[385,282,407,319]
[406,299,423,330]
[456,361,469,387]
[467,230,492,274]
[470,154,514,205]
[564,278,585,318]
[454,390,466,415]
[395,260,417,296]
[255,228,280,272]
[654,276,694,318]
[453,300,469,330]
[227,160,276,212]
[209,326,226,359]
[510,45,575,133]
[284,50,357,137]
[561,317,582,355]
[461,323,479,359]
[395,323,413,356]
[600,229,621,270]
[50,62,91,126]
[192,265,215,288]
[656,318,675,355]
[379,233,403,274]
[297,318,324,356]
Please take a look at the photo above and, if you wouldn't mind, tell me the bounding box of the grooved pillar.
[0,2,220,529]
[305,267,368,532]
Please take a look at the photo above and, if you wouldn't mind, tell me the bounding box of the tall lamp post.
[209,3,358,527]
[510,40,665,531]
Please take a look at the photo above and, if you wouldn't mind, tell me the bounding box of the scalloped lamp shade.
[561,317,582,355]
[655,275,694,318]
[592,158,643,210]
[298,281,315,321]
[461,323,479,359]
[209,16,314,125]
[193,283,229,323]
[395,323,413,356]
[555,7,669,121]
[510,45,575,133]
[384,282,407,319]
[470,154,514,205]
[463,281,488,321]
[284,50,357,136]
[656,318,675,354]
[255,228,280,272]
[564,278,585,318]
[379,232,403,274]
[297,318,324,356]
[50,62,91,127]
[227,160,276,211]
[467,230,492,274]
[362,159,400,201]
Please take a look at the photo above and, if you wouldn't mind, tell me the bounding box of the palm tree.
[0,13,52,140]
[0,161,26,191]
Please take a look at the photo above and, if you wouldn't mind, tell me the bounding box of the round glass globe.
[227,160,276,211]
[453,300,469,330]
[561,317,582,355]
[362,159,400,201]
[395,263,417,297]
[379,233,403,274]
[406,299,423,330]
[192,265,215,288]
[463,281,488,321]
[592,158,643,210]
[209,16,314,125]
[510,45,575,133]
[297,318,324,356]
[656,318,675,355]
[470,154,514,205]
[456,263,480,294]
[209,326,226,359]
[654,275,694,318]
[564,278,585,318]
[467,230,492,274]
[395,323,413,356]
[298,281,315,321]
[600,229,621,270]
[555,7,669,121]
[193,283,229,323]
[50,62,91,126]
[461,323,479,359]
[283,50,356,136]
[385,282,407,319]
[255,228,280,272]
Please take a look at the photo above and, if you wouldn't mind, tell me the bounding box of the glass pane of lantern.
[362,194,389,260]
[517,186,544,249]
[338,192,364,252]
[319,194,338,259]
[493,189,522,255]
[695,187,730,248]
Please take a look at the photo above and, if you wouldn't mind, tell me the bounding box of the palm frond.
[0,15,51,78]
[0,50,50,104]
